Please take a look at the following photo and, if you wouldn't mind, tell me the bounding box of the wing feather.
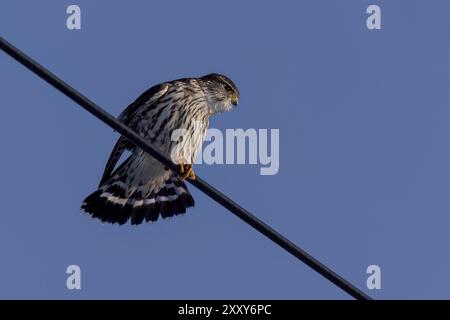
[118,83,169,123]
[98,83,169,187]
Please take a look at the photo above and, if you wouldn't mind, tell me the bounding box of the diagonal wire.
[0,36,372,300]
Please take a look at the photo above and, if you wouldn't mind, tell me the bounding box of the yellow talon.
[178,164,195,181]
[188,168,196,180]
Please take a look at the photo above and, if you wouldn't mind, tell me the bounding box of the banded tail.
[81,175,195,225]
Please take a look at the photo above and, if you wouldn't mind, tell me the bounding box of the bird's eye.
[224,85,233,92]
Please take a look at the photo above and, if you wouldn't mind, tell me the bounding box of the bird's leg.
[178,164,196,181]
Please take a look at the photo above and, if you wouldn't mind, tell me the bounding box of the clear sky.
[1,0,450,299]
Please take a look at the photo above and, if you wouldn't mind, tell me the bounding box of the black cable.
[0,36,372,300]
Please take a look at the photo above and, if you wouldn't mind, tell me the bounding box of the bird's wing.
[118,83,170,123]
[98,136,128,187]
[98,83,170,187]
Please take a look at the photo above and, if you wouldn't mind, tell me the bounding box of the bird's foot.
[178,164,196,181]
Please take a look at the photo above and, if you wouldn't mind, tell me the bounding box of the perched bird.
[81,73,239,225]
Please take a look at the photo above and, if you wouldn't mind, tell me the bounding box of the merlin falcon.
[81,73,240,225]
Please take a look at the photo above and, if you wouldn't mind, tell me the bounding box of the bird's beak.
[231,94,238,107]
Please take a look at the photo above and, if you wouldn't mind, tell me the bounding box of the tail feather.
[129,192,145,225]
[81,176,195,225]
[144,202,160,223]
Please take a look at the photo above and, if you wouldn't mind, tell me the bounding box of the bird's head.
[199,73,240,114]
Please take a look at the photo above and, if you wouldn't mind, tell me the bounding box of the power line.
[0,36,372,300]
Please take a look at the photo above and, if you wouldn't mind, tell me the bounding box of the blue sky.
[1,0,450,299]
